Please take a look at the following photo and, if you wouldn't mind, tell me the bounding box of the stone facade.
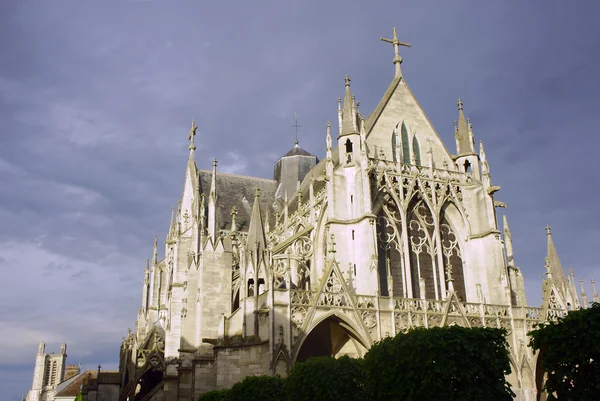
[117,29,596,401]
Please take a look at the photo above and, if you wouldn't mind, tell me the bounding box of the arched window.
[376,202,404,297]
[407,199,437,299]
[345,138,353,153]
[412,136,422,166]
[463,160,471,173]
[401,122,410,164]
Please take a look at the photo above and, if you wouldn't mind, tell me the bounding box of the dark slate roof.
[198,170,278,232]
[282,144,316,158]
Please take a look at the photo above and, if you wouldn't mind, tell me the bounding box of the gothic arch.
[439,202,468,301]
[293,311,370,363]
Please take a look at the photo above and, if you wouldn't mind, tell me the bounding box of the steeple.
[380,27,411,78]
[340,75,358,137]
[592,279,598,303]
[454,99,475,156]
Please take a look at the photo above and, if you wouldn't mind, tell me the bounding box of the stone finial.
[254,188,260,198]
[545,225,551,235]
[457,99,463,110]
[344,75,351,87]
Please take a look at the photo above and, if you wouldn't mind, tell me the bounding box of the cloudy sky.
[1,0,599,398]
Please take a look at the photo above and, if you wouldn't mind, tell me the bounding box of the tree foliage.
[198,389,230,401]
[227,375,285,401]
[285,355,366,401]
[363,326,514,401]
[529,302,600,400]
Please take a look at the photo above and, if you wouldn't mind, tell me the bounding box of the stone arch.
[294,312,370,364]
[439,202,468,301]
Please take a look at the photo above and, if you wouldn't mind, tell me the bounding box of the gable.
[366,78,454,168]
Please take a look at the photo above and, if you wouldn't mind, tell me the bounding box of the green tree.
[529,302,600,400]
[198,389,230,401]
[363,326,514,401]
[285,355,366,401]
[227,375,285,401]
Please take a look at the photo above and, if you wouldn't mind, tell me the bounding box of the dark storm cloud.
[1,1,599,398]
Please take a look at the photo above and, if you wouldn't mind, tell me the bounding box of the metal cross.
[292,112,301,145]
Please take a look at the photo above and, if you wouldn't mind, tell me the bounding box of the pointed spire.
[340,75,358,136]
[168,205,176,240]
[325,121,332,158]
[380,27,411,78]
[545,225,567,285]
[580,278,588,308]
[454,99,474,155]
[189,119,197,153]
[246,188,266,252]
[503,215,514,267]
[208,159,218,241]
[592,279,598,303]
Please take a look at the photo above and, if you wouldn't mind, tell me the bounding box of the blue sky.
[1,0,599,398]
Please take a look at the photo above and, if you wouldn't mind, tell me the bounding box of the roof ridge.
[197,169,276,183]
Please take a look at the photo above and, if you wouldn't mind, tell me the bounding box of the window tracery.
[376,201,404,297]
[440,213,466,301]
[407,200,437,299]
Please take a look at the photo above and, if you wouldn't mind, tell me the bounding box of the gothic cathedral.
[118,29,594,401]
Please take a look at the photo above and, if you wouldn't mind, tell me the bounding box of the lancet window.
[440,211,466,300]
[407,199,437,299]
[392,129,398,162]
[401,122,410,164]
[412,137,421,166]
[376,202,404,297]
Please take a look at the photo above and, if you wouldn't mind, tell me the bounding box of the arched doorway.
[296,315,368,363]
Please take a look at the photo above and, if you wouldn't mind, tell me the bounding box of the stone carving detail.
[293,236,313,258]
[291,306,307,325]
[316,271,351,308]
[273,261,287,289]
